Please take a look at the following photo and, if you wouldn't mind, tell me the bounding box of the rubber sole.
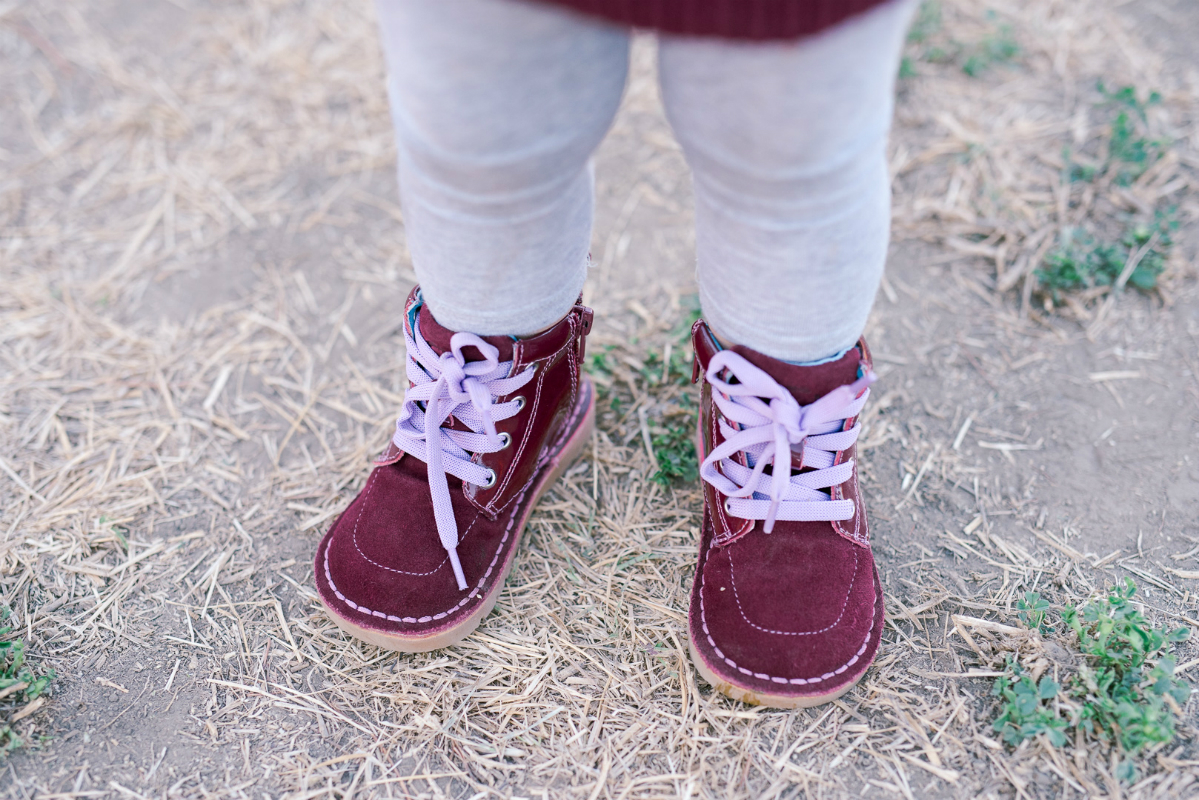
[688,637,866,709]
[319,378,595,653]
[687,581,883,709]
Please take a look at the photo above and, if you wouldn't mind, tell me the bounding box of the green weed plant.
[1037,209,1177,300]
[900,4,1019,79]
[993,660,1068,746]
[1099,83,1165,186]
[961,15,1019,78]
[1,607,56,753]
[586,320,700,488]
[639,348,691,389]
[1067,84,1165,187]
[992,580,1191,783]
[907,0,942,45]
[588,345,616,379]
[900,2,946,78]
[672,294,703,343]
[650,393,698,488]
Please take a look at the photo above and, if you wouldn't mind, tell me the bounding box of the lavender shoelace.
[700,351,875,533]
[391,320,534,590]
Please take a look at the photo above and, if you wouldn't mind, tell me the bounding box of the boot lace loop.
[699,351,875,533]
[391,319,534,590]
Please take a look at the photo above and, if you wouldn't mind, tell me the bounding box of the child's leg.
[657,0,916,363]
[662,1,916,708]
[375,0,629,335]
[317,0,622,652]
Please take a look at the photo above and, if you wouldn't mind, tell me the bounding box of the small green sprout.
[1,606,57,753]
[1017,591,1052,633]
[993,660,1068,747]
[962,22,1019,77]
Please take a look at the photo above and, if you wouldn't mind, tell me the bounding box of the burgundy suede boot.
[315,288,595,651]
[687,320,884,707]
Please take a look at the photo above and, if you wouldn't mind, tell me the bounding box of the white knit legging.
[376,0,915,363]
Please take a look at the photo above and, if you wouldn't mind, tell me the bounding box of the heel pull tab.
[574,304,593,336]
[573,303,594,368]
[690,318,707,384]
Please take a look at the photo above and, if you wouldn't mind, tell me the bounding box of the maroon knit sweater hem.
[534,0,893,40]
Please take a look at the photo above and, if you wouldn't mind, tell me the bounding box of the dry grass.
[2,0,1198,797]
[889,0,1199,321]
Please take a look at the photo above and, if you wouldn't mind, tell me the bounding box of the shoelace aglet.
[448,547,467,592]
[764,498,779,534]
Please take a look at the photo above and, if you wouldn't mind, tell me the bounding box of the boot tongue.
[417,303,515,362]
[731,344,862,407]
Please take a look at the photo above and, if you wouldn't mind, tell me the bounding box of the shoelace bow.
[391,320,534,591]
[699,351,875,533]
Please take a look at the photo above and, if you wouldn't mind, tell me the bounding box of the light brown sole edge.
[319,380,596,653]
[687,636,868,709]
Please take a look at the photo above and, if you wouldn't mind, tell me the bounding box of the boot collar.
[406,287,586,370]
[691,319,872,400]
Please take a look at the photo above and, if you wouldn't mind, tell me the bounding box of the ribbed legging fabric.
[376,0,915,363]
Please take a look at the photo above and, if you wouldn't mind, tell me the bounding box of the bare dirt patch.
[2,0,1198,798]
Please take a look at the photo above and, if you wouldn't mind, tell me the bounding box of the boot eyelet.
[723,499,733,514]
[513,396,526,412]
[482,468,497,489]
[498,432,511,450]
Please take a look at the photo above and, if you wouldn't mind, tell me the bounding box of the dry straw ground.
[2,0,1199,797]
